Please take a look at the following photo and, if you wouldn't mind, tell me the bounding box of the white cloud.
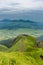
[0,0,43,13]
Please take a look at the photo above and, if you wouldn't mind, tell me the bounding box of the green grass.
[0,45,8,51]
[9,34,36,52]
[0,34,43,65]
[0,50,43,65]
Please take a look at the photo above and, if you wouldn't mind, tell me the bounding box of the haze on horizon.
[0,0,43,22]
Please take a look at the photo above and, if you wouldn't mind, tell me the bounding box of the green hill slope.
[0,52,38,65]
[0,51,43,65]
[0,44,8,51]
[9,34,36,52]
[0,34,43,65]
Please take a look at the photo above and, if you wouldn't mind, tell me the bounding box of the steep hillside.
[9,34,36,52]
[0,44,8,51]
[0,34,43,65]
[0,38,14,48]
[0,34,43,52]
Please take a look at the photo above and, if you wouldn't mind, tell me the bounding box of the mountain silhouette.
[0,19,43,29]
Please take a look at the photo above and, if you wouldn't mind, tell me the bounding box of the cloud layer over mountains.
[0,0,43,13]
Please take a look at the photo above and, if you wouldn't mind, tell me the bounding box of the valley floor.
[0,28,43,40]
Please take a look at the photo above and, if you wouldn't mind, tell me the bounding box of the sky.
[0,0,43,22]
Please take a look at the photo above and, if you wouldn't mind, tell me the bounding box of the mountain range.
[0,19,43,29]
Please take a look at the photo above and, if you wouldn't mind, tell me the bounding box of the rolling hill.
[0,34,43,52]
[9,34,36,52]
[0,44,8,51]
[0,34,36,52]
[0,34,43,65]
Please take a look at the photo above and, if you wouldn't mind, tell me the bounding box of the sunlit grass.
[0,50,43,65]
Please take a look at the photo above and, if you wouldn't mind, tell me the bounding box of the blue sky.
[0,0,43,22]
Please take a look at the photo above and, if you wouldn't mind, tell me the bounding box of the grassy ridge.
[9,34,36,52]
[0,34,43,65]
